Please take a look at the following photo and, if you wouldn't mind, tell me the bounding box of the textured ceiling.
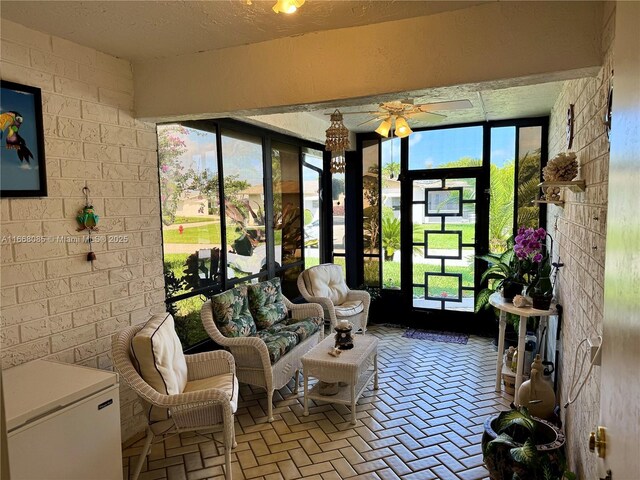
[259,81,565,133]
[0,0,490,61]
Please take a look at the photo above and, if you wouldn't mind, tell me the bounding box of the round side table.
[489,292,557,405]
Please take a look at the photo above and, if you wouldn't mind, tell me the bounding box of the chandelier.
[325,109,350,174]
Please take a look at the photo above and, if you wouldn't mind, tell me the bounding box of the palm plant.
[381,215,401,260]
[475,237,519,313]
[489,162,515,252]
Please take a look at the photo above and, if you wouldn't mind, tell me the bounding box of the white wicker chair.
[201,296,324,422]
[297,263,371,333]
[112,324,237,480]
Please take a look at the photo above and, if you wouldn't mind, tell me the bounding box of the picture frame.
[1,80,47,197]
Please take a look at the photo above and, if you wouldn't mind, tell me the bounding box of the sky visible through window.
[175,124,522,177]
[407,126,518,169]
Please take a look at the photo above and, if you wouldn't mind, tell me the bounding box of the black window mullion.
[215,124,228,289]
[263,136,274,277]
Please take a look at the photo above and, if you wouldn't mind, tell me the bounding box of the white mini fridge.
[4,359,123,480]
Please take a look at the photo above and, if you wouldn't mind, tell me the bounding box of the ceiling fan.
[340,98,473,138]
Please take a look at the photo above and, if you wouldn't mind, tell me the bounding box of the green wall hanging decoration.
[76,185,99,261]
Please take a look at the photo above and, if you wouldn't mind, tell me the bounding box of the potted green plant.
[476,237,524,309]
[482,407,573,480]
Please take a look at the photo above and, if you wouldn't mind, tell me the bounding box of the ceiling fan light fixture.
[375,117,392,138]
[394,116,412,138]
[272,0,304,14]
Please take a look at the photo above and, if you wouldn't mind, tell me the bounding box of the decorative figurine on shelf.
[76,185,99,262]
[542,152,578,201]
[334,320,353,350]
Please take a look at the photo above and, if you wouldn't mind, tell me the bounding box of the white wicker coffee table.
[301,334,379,425]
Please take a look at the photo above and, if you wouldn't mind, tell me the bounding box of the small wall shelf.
[538,180,586,193]
[533,199,565,207]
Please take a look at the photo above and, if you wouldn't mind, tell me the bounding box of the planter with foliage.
[482,407,571,480]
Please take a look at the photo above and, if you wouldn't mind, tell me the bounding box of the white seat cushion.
[183,372,239,413]
[334,300,364,317]
[304,264,349,305]
[132,313,188,397]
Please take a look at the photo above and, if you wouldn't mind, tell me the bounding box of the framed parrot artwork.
[0,80,47,197]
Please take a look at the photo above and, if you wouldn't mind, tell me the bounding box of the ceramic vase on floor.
[517,354,556,419]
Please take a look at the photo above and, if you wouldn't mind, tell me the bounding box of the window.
[158,121,326,350]
[408,126,483,170]
[381,137,401,289]
[489,127,516,252]
[158,124,222,348]
[221,130,267,280]
[302,148,323,270]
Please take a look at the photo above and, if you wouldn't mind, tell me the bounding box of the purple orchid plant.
[513,227,563,296]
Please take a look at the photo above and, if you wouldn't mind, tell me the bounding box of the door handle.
[589,426,606,458]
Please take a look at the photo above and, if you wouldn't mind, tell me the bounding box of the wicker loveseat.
[201,278,324,421]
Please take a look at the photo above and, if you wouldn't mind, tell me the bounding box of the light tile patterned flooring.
[123,326,511,480]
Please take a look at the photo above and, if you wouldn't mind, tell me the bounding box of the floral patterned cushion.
[280,316,324,342]
[248,278,288,330]
[255,330,299,364]
[210,285,257,338]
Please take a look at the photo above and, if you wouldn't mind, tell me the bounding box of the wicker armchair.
[201,295,324,422]
[297,263,371,333]
[112,323,237,480]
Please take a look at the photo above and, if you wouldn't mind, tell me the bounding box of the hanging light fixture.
[272,0,305,14]
[375,115,414,139]
[375,117,392,138]
[325,109,350,174]
[394,116,413,138]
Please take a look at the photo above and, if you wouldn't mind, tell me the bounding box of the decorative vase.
[517,354,556,420]
[482,414,565,480]
[334,324,353,350]
[502,281,523,302]
[532,293,552,310]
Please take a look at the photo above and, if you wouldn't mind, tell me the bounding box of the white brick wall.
[547,8,614,479]
[0,19,165,442]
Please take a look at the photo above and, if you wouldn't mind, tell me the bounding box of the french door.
[402,172,486,320]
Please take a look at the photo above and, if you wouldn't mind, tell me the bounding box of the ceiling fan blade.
[417,99,473,112]
[408,111,447,119]
[356,117,381,127]
[407,112,446,124]
[336,111,382,115]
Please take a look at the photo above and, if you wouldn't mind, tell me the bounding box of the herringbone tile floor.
[123,326,511,480]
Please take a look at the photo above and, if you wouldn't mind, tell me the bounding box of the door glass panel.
[158,124,222,293]
[517,126,542,228]
[272,142,302,267]
[412,177,476,312]
[408,126,483,170]
[490,127,516,252]
[221,130,266,280]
